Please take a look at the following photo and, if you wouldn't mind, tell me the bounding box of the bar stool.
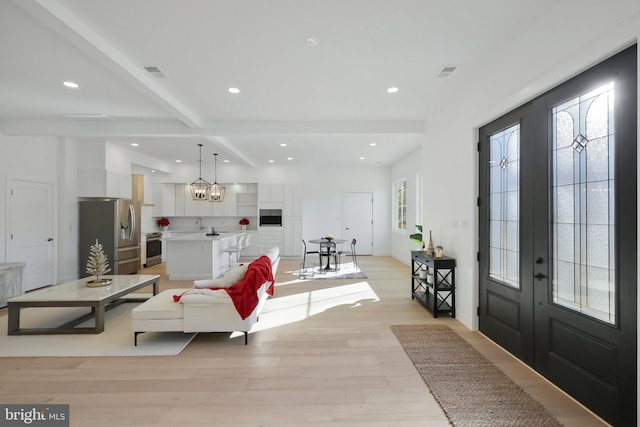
[222,234,246,267]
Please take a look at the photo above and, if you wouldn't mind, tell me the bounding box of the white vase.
[241,225,247,231]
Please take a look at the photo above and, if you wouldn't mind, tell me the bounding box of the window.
[416,172,423,227]
[393,179,407,231]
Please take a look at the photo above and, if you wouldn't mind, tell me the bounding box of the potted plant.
[409,225,425,250]
[239,218,249,230]
[157,217,170,230]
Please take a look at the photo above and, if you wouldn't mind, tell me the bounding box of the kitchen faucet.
[196,217,203,230]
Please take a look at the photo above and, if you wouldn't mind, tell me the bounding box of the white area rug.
[0,302,196,357]
[298,262,367,280]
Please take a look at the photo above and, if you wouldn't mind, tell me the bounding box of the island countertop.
[167,231,244,241]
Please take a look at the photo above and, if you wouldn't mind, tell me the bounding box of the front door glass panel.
[551,82,616,324]
[489,124,520,288]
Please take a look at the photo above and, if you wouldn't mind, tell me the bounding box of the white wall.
[0,134,60,262]
[0,134,80,284]
[390,148,423,263]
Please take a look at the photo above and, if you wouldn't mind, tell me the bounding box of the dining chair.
[338,238,357,267]
[319,240,339,272]
[301,239,319,273]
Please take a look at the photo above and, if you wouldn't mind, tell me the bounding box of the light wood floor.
[0,257,609,426]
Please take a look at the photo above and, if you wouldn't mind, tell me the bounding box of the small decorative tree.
[86,239,111,284]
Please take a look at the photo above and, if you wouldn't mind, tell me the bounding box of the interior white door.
[343,192,373,255]
[8,180,54,291]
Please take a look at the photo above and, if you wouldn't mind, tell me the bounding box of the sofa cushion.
[193,264,248,289]
[132,289,185,320]
[266,246,279,263]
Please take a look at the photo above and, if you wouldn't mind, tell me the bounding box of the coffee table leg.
[7,304,20,335]
[94,303,105,333]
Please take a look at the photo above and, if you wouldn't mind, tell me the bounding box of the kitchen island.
[165,232,245,280]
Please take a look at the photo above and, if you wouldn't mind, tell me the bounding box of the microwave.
[259,209,282,226]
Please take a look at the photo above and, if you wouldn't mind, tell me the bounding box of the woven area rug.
[391,324,563,427]
[297,262,367,280]
[0,302,196,357]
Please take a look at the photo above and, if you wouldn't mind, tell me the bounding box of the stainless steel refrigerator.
[79,199,141,277]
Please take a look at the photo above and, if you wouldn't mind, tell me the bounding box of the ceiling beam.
[0,119,425,138]
[12,0,203,129]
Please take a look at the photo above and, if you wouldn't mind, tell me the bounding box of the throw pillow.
[192,264,248,289]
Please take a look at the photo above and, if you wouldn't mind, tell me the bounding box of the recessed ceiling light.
[280,143,287,147]
[305,37,319,47]
[228,87,240,94]
[269,160,275,163]
[63,81,79,88]
[386,87,399,94]
[176,160,182,163]
[131,143,139,147]
[224,159,230,163]
[287,157,293,160]
[370,143,377,146]
[360,157,366,160]
[151,170,156,173]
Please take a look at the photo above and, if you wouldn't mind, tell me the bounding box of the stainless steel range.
[145,232,163,266]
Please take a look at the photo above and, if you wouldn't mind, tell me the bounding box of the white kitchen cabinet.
[283,183,303,216]
[257,226,284,255]
[236,183,258,217]
[152,184,175,217]
[282,216,303,256]
[174,185,185,216]
[78,169,132,198]
[258,183,284,202]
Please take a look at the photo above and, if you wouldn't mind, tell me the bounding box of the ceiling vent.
[144,65,167,78]
[437,65,459,78]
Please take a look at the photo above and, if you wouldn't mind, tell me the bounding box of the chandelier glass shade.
[190,144,211,201]
[209,153,225,202]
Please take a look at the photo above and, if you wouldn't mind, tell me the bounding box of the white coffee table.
[7,275,160,335]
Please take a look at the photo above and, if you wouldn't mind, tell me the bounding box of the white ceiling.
[0,0,566,167]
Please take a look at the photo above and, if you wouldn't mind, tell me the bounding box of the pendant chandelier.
[209,153,226,202]
[190,143,211,201]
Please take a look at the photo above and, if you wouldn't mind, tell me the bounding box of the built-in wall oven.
[145,232,162,266]
[259,209,282,226]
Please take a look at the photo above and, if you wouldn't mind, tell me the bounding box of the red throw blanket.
[173,256,274,320]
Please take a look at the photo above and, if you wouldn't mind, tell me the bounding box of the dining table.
[308,238,347,270]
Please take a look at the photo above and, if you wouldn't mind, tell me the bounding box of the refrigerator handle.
[129,203,136,242]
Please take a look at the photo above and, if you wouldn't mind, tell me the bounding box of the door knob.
[534,273,547,280]
[536,257,544,264]
[47,237,53,242]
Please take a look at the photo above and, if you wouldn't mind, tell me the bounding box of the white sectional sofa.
[132,247,280,345]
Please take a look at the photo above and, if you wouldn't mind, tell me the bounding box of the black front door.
[479,45,637,426]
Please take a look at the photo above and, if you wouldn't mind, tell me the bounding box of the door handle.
[534,273,547,280]
[47,237,53,242]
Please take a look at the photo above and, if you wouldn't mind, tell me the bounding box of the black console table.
[411,251,456,318]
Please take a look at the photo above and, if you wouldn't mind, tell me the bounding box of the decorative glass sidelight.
[488,124,520,288]
[551,82,615,324]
